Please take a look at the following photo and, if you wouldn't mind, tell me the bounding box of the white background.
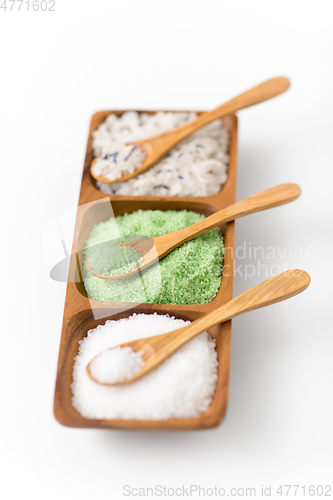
[1,1,333,499]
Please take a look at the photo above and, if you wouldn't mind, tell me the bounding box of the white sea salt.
[92,111,229,197]
[72,313,218,420]
[92,144,146,181]
[89,346,145,384]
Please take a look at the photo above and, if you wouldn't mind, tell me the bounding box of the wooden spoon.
[86,183,301,280]
[87,269,310,385]
[90,77,290,184]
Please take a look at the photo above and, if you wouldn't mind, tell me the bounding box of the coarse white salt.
[89,346,145,384]
[92,111,229,197]
[71,313,218,420]
[93,144,146,181]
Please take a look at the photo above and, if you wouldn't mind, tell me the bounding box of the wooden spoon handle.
[149,77,290,146]
[147,270,310,361]
[156,184,300,257]
[194,77,290,129]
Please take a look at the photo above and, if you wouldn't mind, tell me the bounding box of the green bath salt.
[83,209,224,304]
[88,242,143,277]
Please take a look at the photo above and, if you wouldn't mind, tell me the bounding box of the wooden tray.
[54,110,238,430]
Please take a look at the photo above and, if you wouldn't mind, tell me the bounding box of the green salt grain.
[88,242,143,277]
[83,209,224,305]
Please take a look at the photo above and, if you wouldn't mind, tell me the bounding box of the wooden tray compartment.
[54,111,238,430]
